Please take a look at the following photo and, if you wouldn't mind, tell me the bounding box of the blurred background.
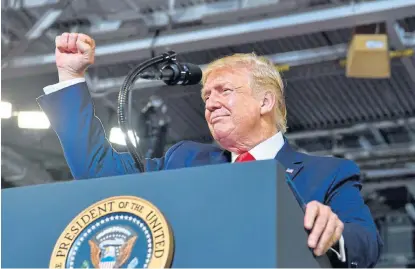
[1,0,415,267]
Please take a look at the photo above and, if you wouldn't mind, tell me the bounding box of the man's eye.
[224,88,232,93]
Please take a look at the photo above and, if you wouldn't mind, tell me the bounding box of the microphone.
[139,62,202,86]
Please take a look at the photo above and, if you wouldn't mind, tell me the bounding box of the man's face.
[202,68,262,149]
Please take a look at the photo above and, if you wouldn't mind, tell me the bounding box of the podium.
[2,160,332,268]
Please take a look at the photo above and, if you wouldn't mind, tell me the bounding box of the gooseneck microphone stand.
[117,51,198,173]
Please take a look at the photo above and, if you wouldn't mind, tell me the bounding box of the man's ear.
[260,91,276,115]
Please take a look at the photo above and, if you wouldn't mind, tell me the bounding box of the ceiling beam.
[104,0,294,25]
[387,21,415,87]
[287,117,415,140]
[3,0,415,79]
[363,167,415,180]
[2,0,59,10]
[2,0,72,68]
[2,9,62,62]
[75,0,306,43]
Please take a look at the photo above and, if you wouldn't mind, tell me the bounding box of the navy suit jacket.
[38,82,382,268]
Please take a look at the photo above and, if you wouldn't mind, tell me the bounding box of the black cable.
[150,29,161,58]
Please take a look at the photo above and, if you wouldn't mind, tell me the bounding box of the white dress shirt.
[231,131,285,162]
[43,79,346,262]
[43,78,86,95]
[232,132,346,262]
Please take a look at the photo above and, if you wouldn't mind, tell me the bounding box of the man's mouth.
[211,115,228,123]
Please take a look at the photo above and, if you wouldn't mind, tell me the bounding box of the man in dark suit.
[38,33,382,267]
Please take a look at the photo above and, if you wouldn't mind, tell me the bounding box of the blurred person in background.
[37,33,382,268]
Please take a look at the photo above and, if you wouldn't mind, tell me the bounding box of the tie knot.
[235,152,256,162]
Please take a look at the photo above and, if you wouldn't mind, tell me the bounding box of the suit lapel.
[275,140,304,180]
[210,147,231,164]
[217,150,231,163]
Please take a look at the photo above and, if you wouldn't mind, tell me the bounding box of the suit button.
[351,261,358,268]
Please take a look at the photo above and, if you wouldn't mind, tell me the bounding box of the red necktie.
[235,152,256,162]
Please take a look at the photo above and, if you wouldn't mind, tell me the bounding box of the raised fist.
[55,32,95,82]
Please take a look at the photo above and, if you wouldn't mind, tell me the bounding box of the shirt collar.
[231,132,285,162]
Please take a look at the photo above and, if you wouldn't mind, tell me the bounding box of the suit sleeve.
[326,160,383,268]
[37,82,172,179]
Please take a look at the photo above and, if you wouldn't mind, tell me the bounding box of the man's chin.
[212,126,230,137]
[211,128,235,147]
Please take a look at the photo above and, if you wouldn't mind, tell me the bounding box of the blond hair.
[201,53,287,133]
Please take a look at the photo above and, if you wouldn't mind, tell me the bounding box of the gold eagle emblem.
[89,236,137,268]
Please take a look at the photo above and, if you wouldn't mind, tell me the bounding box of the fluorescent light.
[109,127,139,147]
[18,111,50,129]
[1,101,12,119]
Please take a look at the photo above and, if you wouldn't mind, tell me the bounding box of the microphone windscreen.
[183,63,202,85]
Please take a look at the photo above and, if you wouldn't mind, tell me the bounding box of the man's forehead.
[202,79,233,95]
[205,78,231,88]
[203,69,247,89]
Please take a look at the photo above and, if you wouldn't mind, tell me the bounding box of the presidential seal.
[50,196,173,269]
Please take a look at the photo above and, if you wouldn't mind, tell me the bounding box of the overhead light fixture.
[0,101,12,119]
[17,111,50,129]
[109,127,139,147]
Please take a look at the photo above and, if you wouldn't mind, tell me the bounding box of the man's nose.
[206,94,221,112]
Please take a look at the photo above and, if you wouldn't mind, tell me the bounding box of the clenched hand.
[55,32,95,82]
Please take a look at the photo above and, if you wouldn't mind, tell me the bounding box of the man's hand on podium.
[304,201,344,257]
